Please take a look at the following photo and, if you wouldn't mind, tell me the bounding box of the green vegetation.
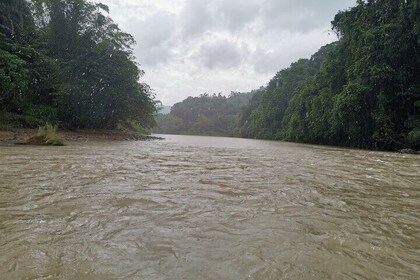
[277,0,420,150]
[16,123,64,146]
[0,111,43,129]
[1,0,156,131]
[238,44,336,140]
[36,123,64,145]
[153,92,255,136]
[117,120,151,135]
[156,0,420,151]
[2,0,419,151]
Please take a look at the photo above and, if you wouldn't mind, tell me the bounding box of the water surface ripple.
[0,135,419,279]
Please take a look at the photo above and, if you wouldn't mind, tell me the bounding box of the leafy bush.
[129,121,150,135]
[0,111,42,128]
[26,105,59,124]
[117,120,151,135]
[407,127,420,148]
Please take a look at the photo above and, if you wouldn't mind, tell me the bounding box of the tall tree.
[1,0,157,129]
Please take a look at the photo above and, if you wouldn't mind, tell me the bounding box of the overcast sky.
[100,0,356,105]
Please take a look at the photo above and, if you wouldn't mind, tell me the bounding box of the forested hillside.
[156,0,420,151]
[0,0,156,130]
[153,92,256,136]
[277,0,420,150]
[237,43,336,139]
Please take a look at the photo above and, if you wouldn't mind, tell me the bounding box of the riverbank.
[0,128,163,145]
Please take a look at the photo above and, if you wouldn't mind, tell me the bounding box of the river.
[0,134,419,279]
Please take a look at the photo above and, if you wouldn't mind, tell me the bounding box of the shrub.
[117,120,151,135]
[35,123,64,146]
[26,105,59,124]
[0,111,42,128]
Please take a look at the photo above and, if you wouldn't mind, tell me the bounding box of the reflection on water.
[0,134,419,279]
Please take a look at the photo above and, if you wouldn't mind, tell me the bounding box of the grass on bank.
[16,123,65,146]
[36,123,64,146]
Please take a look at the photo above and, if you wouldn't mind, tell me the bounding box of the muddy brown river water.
[0,134,419,279]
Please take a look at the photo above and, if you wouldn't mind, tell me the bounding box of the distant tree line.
[155,0,420,151]
[0,0,156,129]
[153,92,255,136]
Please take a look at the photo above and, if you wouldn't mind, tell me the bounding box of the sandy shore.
[0,128,163,144]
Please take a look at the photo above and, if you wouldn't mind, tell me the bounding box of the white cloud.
[99,0,356,105]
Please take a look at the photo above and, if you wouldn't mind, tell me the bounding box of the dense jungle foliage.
[153,92,256,136]
[156,0,420,150]
[0,0,156,129]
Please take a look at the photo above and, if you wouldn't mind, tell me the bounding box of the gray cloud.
[179,0,262,39]
[251,29,339,74]
[179,0,354,40]
[180,0,215,38]
[214,0,262,31]
[194,39,249,69]
[100,0,357,105]
[261,0,354,33]
[125,11,177,66]
[253,49,284,74]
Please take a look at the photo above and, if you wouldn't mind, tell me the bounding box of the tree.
[1,0,157,130]
[154,92,254,136]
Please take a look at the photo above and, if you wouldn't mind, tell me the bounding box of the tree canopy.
[153,92,255,136]
[2,0,419,150]
[156,0,420,151]
[0,0,156,129]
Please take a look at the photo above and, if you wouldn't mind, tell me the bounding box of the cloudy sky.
[100,0,356,105]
